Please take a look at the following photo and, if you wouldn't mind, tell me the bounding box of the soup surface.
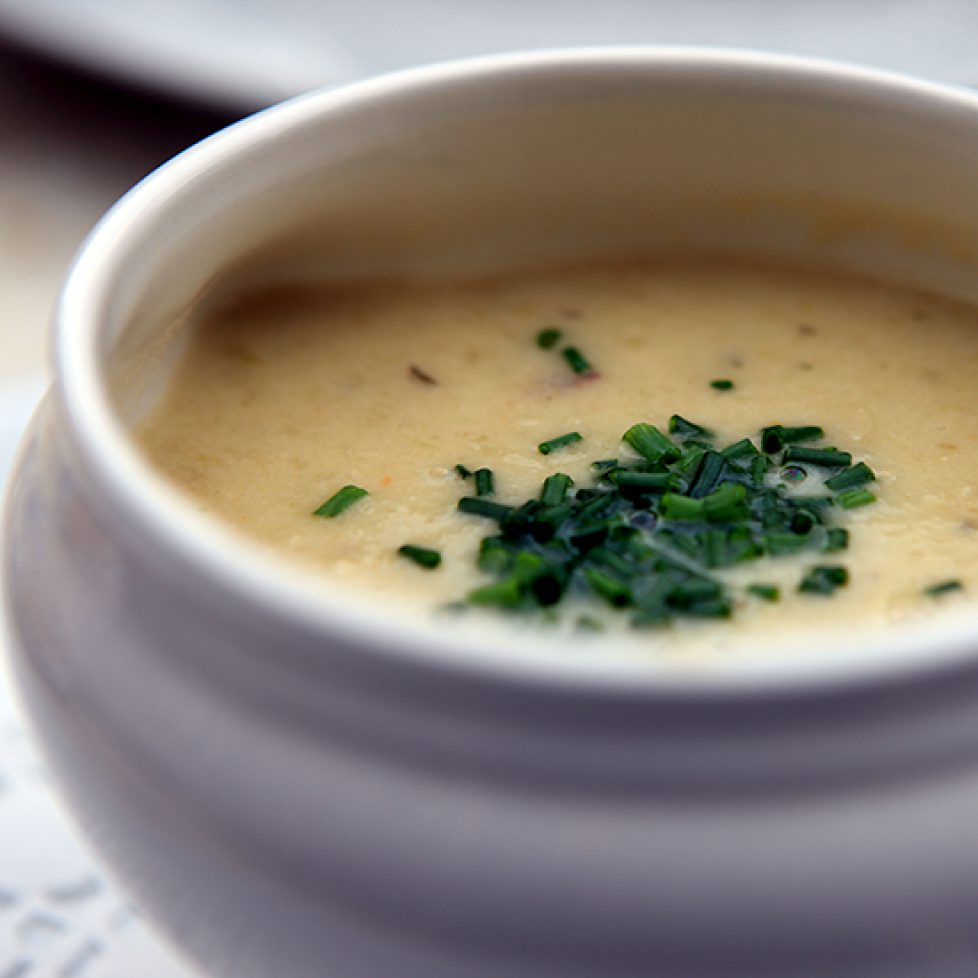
[135,259,978,644]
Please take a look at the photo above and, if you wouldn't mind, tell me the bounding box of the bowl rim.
[52,45,978,699]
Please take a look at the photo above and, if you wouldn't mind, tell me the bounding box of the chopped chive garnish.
[789,510,817,535]
[764,531,810,556]
[584,568,631,607]
[468,577,524,608]
[702,482,750,523]
[474,468,494,497]
[824,527,849,553]
[623,423,679,464]
[539,431,583,455]
[781,425,823,445]
[313,484,368,518]
[783,446,852,468]
[710,379,734,391]
[669,414,713,439]
[668,579,722,608]
[688,451,727,498]
[760,426,785,453]
[659,493,705,521]
[398,545,441,569]
[561,346,593,375]
[478,537,511,574]
[680,599,732,619]
[924,579,963,597]
[760,425,825,453]
[454,464,472,479]
[612,471,677,493]
[837,488,876,509]
[721,438,757,461]
[536,327,563,350]
[825,462,876,492]
[458,497,512,521]
[452,415,874,626]
[751,455,769,484]
[540,473,573,506]
[799,565,849,595]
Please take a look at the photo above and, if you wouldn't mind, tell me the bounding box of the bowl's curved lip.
[53,45,978,699]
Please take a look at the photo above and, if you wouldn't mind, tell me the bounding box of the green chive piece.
[659,493,706,521]
[468,577,524,608]
[680,599,733,619]
[576,492,616,520]
[570,520,610,551]
[583,568,632,608]
[539,431,583,455]
[924,579,963,598]
[511,550,547,583]
[668,579,723,608]
[530,504,573,542]
[478,537,512,574]
[398,545,442,569]
[622,423,679,464]
[799,565,849,595]
[702,482,749,523]
[458,497,513,521]
[748,584,780,602]
[825,462,876,492]
[760,425,825,453]
[837,488,877,510]
[313,484,368,518]
[562,346,593,375]
[721,438,758,461]
[589,545,635,578]
[674,444,707,479]
[751,455,769,484]
[760,425,785,453]
[612,471,677,493]
[454,464,472,479]
[688,451,727,499]
[764,532,811,556]
[669,414,713,439]
[591,458,619,473]
[824,527,849,553]
[790,510,817,535]
[710,378,734,391]
[536,327,563,350]
[474,468,495,497]
[783,446,852,468]
[540,473,573,506]
[781,425,824,445]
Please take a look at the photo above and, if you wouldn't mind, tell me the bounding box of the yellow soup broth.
[135,260,978,643]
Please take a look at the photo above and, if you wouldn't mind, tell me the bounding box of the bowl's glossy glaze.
[7,50,978,977]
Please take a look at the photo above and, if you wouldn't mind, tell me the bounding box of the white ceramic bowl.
[7,48,978,978]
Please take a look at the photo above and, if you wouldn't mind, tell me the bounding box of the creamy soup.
[135,259,978,641]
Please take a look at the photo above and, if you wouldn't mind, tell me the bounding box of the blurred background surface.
[2,2,978,974]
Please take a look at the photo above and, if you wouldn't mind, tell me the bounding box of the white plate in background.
[2,0,978,111]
